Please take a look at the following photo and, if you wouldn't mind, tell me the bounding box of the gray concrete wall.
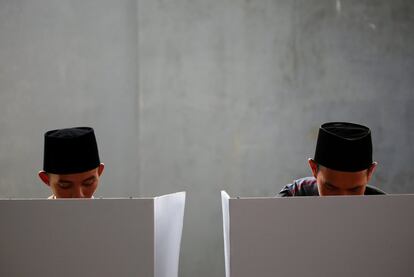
[0,0,413,276]
[0,0,140,197]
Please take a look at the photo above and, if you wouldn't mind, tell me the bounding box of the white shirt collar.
[48,195,95,199]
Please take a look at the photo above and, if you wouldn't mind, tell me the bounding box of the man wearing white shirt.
[38,127,104,199]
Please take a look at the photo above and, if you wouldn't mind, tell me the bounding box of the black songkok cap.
[43,127,100,174]
[314,122,373,172]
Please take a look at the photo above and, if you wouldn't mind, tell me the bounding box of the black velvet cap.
[314,122,373,172]
[43,127,100,174]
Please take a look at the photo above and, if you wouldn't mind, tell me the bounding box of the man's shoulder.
[278,177,319,197]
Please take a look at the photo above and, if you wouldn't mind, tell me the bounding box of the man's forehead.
[319,169,367,188]
[50,171,97,182]
[320,164,368,175]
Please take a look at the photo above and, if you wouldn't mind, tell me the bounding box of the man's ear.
[97,163,105,176]
[367,162,377,181]
[308,158,319,178]
[38,171,50,186]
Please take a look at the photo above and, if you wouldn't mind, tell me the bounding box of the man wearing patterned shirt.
[279,122,385,197]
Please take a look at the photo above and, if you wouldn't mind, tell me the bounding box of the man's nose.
[339,190,355,196]
[72,187,85,198]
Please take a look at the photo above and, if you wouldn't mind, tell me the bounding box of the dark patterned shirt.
[278,177,386,197]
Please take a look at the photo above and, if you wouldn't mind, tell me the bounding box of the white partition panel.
[154,192,186,277]
[221,192,414,277]
[221,191,231,277]
[0,192,185,277]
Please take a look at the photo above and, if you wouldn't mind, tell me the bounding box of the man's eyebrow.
[349,184,364,190]
[324,182,337,188]
[82,176,97,183]
[325,182,363,190]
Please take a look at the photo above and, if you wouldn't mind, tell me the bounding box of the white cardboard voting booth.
[221,191,414,277]
[0,192,185,277]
